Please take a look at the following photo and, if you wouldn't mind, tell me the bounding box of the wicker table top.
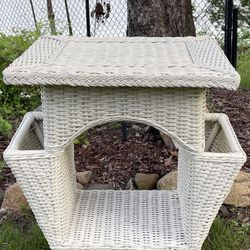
[3,36,240,90]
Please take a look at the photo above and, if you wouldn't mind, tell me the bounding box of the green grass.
[0,216,49,250]
[238,53,250,90]
[0,216,249,250]
[202,217,250,250]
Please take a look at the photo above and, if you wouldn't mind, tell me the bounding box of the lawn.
[0,215,249,250]
[0,214,49,250]
[238,53,250,90]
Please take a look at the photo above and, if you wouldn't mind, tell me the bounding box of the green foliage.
[0,30,41,125]
[202,217,250,250]
[207,0,250,45]
[238,53,250,90]
[0,116,12,138]
[74,131,90,147]
[0,210,49,250]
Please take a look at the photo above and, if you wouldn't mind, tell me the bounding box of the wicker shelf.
[57,190,187,250]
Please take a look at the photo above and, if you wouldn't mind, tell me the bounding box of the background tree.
[126,0,195,144]
[127,0,195,37]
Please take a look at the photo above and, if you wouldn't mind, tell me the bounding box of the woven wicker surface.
[42,86,206,151]
[3,36,240,90]
[4,112,246,250]
[55,190,187,250]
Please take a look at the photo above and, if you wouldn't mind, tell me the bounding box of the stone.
[160,132,175,151]
[76,171,93,185]
[88,183,114,190]
[234,171,250,183]
[132,125,141,131]
[135,173,159,190]
[0,188,4,205]
[157,171,177,190]
[0,208,7,224]
[1,183,30,214]
[224,182,250,207]
[219,205,229,217]
[135,132,140,137]
[125,179,137,190]
[77,183,83,190]
[0,207,7,217]
[224,171,250,207]
[242,216,250,224]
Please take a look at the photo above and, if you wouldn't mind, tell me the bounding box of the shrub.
[0,116,12,138]
[0,30,41,124]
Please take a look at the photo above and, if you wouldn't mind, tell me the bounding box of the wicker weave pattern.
[8,36,62,68]
[186,37,234,72]
[4,113,77,245]
[3,36,240,90]
[42,86,206,151]
[178,151,244,248]
[5,147,77,245]
[56,190,187,250]
[178,114,246,249]
[3,112,246,249]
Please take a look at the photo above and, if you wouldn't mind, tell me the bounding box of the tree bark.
[47,0,56,35]
[127,0,195,37]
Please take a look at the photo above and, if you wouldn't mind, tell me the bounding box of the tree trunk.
[127,0,195,37]
[47,0,56,35]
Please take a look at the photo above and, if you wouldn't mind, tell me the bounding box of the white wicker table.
[3,36,246,250]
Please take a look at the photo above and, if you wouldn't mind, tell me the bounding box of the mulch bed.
[75,124,178,189]
[0,88,249,191]
[210,88,250,173]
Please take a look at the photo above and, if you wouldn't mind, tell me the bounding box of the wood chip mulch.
[210,88,250,173]
[0,88,249,191]
[75,124,178,189]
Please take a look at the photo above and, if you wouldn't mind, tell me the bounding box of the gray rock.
[1,183,30,214]
[160,132,176,151]
[234,171,250,183]
[88,183,114,190]
[219,205,229,217]
[135,173,159,190]
[77,183,83,190]
[0,207,7,217]
[0,208,7,224]
[157,171,177,190]
[76,171,93,185]
[125,179,137,190]
[242,216,250,224]
[224,171,250,207]
[132,125,141,131]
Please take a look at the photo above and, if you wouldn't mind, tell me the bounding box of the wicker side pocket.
[4,112,77,247]
[178,113,246,249]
